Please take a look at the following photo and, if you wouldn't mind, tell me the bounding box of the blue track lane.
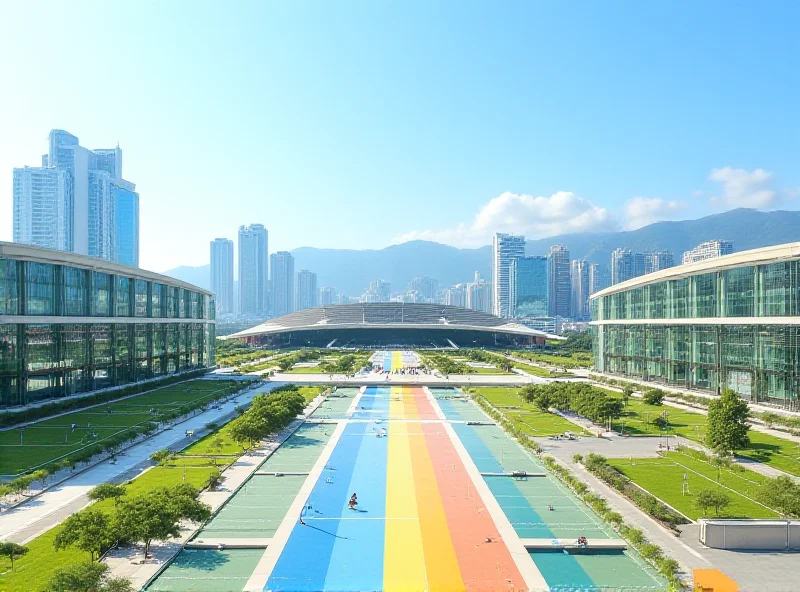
[265,423,366,591]
[323,417,388,591]
[351,386,390,420]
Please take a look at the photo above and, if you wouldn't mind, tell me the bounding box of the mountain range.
[162,208,800,296]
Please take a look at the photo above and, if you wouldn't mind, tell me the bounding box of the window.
[0,260,19,315]
[134,280,149,317]
[692,273,717,318]
[63,267,88,316]
[723,267,755,317]
[25,262,55,315]
[115,276,131,317]
[151,283,164,318]
[91,272,112,317]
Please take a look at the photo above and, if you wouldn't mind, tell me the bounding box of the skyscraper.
[570,260,590,320]
[362,280,391,303]
[13,130,138,264]
[611,248,635,285]
[682,240,734,264]
[547,245,571,317]
[296,270,318,311]
[492,233,526,318]
[444,284,467,307]
[319,286,337,306]
[588,263,610,295]
[646,250,675,274]
[238,224,269,315]
[270,251,295,317]
[509,256,548,318]
[210,238,234,314]
[113,181,140,267]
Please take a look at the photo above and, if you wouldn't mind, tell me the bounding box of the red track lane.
[422,423,524,591]
[408,386,439,419]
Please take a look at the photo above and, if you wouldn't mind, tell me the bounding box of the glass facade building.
[510,256,548,318]
[0,242,215,408]
[591,243,800,409]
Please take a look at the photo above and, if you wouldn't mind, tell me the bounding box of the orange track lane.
[422,422,524,591]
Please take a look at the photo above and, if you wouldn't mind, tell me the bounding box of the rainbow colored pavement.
[259,385,538,591]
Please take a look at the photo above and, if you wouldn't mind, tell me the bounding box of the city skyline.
[0,2,797,272]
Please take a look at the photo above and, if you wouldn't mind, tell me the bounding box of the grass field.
[0,379,239,475]
[514,351,592,369]
[608,451,780,520]
[610,397,800,477]
[473,387,585,437]
[0,383,324,590]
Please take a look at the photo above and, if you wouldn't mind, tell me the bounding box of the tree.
[150,449,172,464]
[47,562,134,592]
[88,483,127,507]
[0,541,28,571]
[54,508,116,561]
[705,389,750,455]
[756,476,800,518]
[643,388,665,406]
[208,437,226,465]
[31,469,50,488]
[115,485,210,559]
[694,488,731,517]
[228,415,268,450]
[622,384,634,406]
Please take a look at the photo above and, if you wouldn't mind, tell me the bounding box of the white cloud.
[623,197,688,230]
[708,167,775,208]
[393,191,614,248]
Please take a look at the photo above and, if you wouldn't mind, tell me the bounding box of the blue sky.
[0,1,798,272]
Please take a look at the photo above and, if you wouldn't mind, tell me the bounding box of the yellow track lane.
[384,419,428,590]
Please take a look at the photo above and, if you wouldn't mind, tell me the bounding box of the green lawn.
[514,351,592,369]
[610,397,800,477]
[608,451,780,520]
[0,383,326,590]
[473,387,585,437]
[0,379,240,475]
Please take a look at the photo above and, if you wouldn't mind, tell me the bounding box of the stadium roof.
[228,302,559,340]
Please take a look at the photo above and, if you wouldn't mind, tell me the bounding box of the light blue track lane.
[265,423,366,591]
[322,416,388,591]
[351,386,390,420]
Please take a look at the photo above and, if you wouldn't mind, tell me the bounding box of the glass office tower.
[0,242,215,408]
[591,243,800,409]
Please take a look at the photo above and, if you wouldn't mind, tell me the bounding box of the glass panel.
[135,324,150,377]
[647,283,666,319]
[115,276,131,317]
[723,267,755,317]
[135,280,149,317]
[692,273,717,318]
[761,262,792,316]
[25,324,57,371]
[167,287,179,318]
[669,278,688,319]
[114,324,132,384]
[151,283,163,318]
[0,259,20,315]
[25,262,55,315]
[63,267,88,316]
[92,272,112,317]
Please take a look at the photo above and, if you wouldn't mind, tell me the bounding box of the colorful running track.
[263,386,533,591]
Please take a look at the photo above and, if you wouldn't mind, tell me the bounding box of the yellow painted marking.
[408,421,465,591]
[384,420,428,591]
[389,385,404,420]
[403,385,418,419]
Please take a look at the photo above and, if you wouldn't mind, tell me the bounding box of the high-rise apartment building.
[547,245,571,317]
[13,130,138,265]
[238,224,269,315]
[466,273,492,314]
[570,260,590,320]
[319,286,337,306]
[210,238,234,314]
[588,263,610,295]
[270,251,295,317]
[682,240,734,265]
[362,279,391,303]
[408,276,439,302]
[492,233,526,318]
[509,256,548,318]
[296,270,318,311]
[444,284,467,307]
[645,250,675,274]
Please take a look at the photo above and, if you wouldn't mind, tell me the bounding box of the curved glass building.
[0,242,215,407]
[590,243,800,410]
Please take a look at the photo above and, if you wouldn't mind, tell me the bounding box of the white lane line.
[243,420,347,592]
[423,386,447,420]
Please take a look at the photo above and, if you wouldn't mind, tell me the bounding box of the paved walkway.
[267,371,534,386]
[0,382,281,544]
[551,456,711,585]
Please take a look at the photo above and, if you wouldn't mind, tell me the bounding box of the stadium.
[227,302,552,348]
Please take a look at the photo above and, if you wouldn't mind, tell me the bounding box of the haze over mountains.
[163,209,800,296]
